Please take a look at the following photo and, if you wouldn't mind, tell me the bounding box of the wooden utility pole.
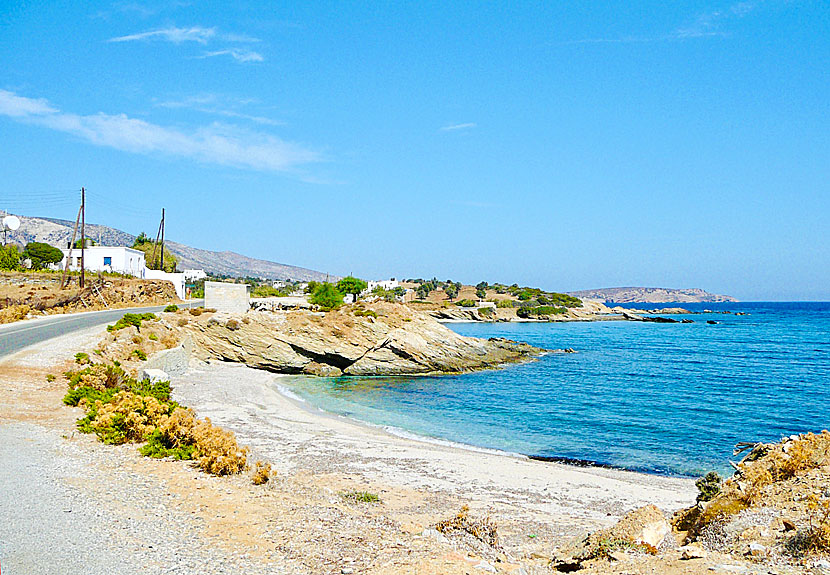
[80,187,85,288]
[160,208,165,271]
[60,205,82,289]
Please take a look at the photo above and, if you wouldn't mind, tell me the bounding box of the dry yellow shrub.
[192,417,248,475]
[0,304,30,324]
[434,505,499,548]
[252,461,272,485]
[91,391,168,443]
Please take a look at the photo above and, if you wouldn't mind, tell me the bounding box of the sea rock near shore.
[185,302,543,376]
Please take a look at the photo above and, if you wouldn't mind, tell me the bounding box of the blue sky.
[0,1,827,300]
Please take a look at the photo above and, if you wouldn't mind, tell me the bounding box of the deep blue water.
[279,302,830,477]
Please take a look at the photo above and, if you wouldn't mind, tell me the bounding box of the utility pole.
[160,208,165,271]
[80,187,85,288]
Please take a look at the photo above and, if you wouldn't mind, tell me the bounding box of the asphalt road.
[0,300,203,359]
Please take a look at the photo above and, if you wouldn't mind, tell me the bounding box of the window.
[103,257,112,266]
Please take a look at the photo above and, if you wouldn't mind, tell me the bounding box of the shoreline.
[272,374,698,479]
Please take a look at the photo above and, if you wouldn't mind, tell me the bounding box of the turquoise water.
[279,302,830,477]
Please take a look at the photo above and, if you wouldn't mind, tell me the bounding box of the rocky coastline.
[185,302,546,377]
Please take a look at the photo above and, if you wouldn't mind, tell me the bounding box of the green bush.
[495,299,514,308]
[139,429,196,460]
[309,282,344,311]
[478,307,495,318]
[0,244,21,271]
[132,349,147,361]
[107,312,156,332]
[516,306,567,318]
[695,471,722,502]
[163,304,179,312]
[74,352,90,364]
[353,308,378,319]
[456,299,477,307]
[336,276,368,303]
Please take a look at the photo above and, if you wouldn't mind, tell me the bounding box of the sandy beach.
[0,325,696,574]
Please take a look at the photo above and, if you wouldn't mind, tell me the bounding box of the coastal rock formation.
[185,302,543,376]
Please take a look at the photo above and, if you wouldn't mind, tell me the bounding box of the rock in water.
[186,302,543,376]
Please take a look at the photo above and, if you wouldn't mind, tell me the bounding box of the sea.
[277,302,830,477]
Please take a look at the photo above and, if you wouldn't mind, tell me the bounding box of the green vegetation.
[132,232,177,272]
[695,471,722,502]
[23,242,63,270]
[456,299,477,307]
[74,352,90,364]
[340,490,380,503]
[495,299,513,308]
[107,312,156,332]
[478,307,495,318]
[444,282,459,300]
[372,285,405,302]
[309,282,344,311]
[336,276,368,303]
[0,244,21,271]
[132,349,147,361]
[516,305,567,318]
[163,304,179,312]
[352,307,378,319]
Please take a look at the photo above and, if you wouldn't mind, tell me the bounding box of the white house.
[367,279,399,292]
[60,246,186,300]
[60,246,146,277]
[183,269,207,281]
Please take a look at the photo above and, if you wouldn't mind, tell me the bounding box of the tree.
[476,288,486,300]
[305,281,320,294]
[23,242,63,270]
[336,276,368,304]
[444,283,459,300]
[131,239,177,272]
[416,283,431,300]
[309,282,344,311]
[0,244,21,271]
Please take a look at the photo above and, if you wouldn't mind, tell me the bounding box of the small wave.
[273,382,307,403]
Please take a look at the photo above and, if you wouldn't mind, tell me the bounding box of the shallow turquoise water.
[279,302,830,477]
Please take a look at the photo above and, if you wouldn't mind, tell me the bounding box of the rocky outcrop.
[569,286,737,303]
[186,303,543,376]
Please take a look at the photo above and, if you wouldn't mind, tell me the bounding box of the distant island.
[567,286,737,304]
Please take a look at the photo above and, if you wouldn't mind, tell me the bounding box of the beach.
[0,324,696,574]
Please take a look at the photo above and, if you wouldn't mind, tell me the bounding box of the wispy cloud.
[200,49,264,63]
[0,89,319,173]
[440,122,477,132]
[560,1,762,46]
[109,25,216,44]
[156,94,283,126]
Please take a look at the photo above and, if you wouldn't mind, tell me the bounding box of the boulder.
[139,368,169,382]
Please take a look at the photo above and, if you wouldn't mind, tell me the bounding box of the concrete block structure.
[204,281,250,314]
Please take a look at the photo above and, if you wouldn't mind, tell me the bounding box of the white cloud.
[440,122,477,132]
[109,26,216,44]
[201,49,264,63]
[0,90,319,173]
[157,95,284,126]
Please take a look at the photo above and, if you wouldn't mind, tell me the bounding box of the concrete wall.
[204,281,250,314]
[144,269,186,299]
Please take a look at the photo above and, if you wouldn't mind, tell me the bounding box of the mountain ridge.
[5,215,333,282]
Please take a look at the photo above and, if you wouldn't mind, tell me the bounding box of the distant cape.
[567,287,737,304]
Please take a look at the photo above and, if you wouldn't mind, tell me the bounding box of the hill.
[4,215,332,282]
[568,286,737,303]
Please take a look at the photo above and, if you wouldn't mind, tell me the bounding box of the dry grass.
[0,304,30,324]
[434,505,499,548]
[252,461,272,485]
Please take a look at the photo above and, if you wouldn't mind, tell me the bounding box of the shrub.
[353,308,378,319]
[0,304,30,324]
[132,335,143,344]
[695,471,722,502]
[252,461,272,485]
[456,299,477,307]
[45,374,56,382]
[189,308,203,316]
[192,416,248,475]
[434,505,499,548]
[107,312,156,332]
[132,349,147,361]
[177,318,189,327]
[516,306,567,318]
[74,352,90,365]
[309,282,344,311]
[478,307,495,318]
[0,244,21,271]
[164,304,179,312]
[495,299,513,308]
[148,333,158,341]
[225,319,240,331]
[336,276,368,304]
[340,490,380,503]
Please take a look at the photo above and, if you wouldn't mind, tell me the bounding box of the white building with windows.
[60,246,146,277]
